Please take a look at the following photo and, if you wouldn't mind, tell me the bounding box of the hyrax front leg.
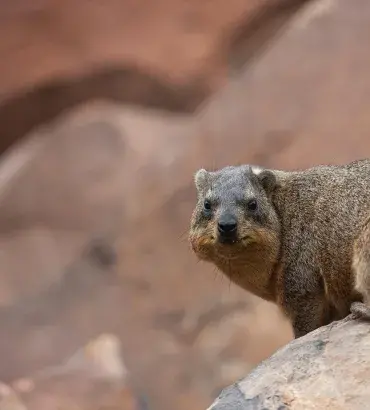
[283,268,329,338]
[351,219,370,319]
[290,295,329,338]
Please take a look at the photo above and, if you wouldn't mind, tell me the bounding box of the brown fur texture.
[189,159,370,338]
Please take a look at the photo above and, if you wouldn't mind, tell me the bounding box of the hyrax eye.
[203,199,212,212]
[247,199,258,211]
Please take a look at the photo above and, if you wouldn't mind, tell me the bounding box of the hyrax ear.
[194,169,209,191]
[256,169,277,194]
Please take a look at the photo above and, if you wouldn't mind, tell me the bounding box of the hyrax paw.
[350,302,370,321]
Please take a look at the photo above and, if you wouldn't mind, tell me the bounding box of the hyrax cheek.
[239,227,259,243]
[198,235,215,247]
[189,231,211,251]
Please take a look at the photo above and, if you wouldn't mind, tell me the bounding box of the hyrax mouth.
[218,235,237,245]
[216,234,253,246]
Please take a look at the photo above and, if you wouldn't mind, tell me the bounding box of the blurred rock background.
[0,0,369,409]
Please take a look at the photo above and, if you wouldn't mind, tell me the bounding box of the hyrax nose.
[218,213,237,236]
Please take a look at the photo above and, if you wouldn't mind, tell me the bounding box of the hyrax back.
[189,159,370,338]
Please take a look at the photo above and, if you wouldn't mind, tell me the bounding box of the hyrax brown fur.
[189,159,370,338]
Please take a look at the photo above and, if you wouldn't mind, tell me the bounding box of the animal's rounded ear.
[194,169,209,191]
[257,169,277,194]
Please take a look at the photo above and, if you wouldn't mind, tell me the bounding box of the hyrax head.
[189,165,281,261]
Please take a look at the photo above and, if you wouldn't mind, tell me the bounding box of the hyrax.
[189,159,370,338]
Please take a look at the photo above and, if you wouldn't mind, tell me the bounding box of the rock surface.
[208,316,370,409]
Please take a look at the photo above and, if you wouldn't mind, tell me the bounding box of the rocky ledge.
[208,315,370,409]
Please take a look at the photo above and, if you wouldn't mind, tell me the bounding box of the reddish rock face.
[0,0,275,98]
[0,0,299,155]
[0,0,370,409]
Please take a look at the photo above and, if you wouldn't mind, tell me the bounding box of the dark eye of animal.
[247,199,258,211]
[203,199,212,212]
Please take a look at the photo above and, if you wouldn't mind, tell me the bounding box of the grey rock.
[208,316,370,409]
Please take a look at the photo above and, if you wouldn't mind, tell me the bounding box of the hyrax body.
[189,159,370,338]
